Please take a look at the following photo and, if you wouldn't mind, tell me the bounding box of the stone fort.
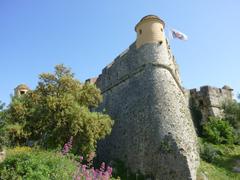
[16,15,233,180]
[86,15,233,179]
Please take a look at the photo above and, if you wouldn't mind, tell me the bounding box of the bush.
[0,101,6,151]
[202,117,235,144]
[0,147,77,180]
[223,100,240,130]
[0,123,6,151]
[200,142,222,163]
[233,129,240,145]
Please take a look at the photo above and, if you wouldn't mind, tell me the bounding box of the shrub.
[202,117,235,144]
[233,129,240,145]
[200,142,222,163]
[0,101,6,151]
[0,147,77,180]
[223,100,240,130]
[0,123,6,151]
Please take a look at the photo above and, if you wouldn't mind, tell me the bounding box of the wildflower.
[100,162,105,172]
[79,156,83,161]
[62,136,73,155]
[107,166,113,176]
[82,164,87,170]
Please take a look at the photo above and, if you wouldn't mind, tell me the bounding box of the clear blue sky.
[0,0,240,104]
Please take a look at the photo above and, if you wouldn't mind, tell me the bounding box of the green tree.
[223,99,240,144]
[223,100,240,130]
[0,100,6,151]
[202,116,235,144]
[4,64,113,154]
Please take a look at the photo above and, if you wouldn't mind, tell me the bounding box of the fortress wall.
[188,86,233,125]
[96,42,199,179]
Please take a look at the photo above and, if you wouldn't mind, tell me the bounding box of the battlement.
[188,85,233,127]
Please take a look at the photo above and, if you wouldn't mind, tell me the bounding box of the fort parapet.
[187,85,233,134]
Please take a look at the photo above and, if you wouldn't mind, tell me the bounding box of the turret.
[14,84,29,97]
[135,15,166,49]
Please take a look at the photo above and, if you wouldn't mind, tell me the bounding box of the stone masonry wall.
[95,42,199,179]
[188,86,233,128]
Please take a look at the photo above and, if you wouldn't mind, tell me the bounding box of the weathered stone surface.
[96,42,199,179]
[187,85,233,127]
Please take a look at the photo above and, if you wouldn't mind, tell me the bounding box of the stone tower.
[14,84,29,97]
[96,15,199,179]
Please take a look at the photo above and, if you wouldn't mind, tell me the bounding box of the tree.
[202,116,235,144]
[223,100,240,130]
[0,101,6,151]
[4,65,113,154]
[223,99,240,144]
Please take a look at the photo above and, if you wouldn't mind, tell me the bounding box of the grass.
[198,140,240,180]
[1,142,240,179]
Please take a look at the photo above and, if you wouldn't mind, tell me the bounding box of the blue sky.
[0,0,240,104]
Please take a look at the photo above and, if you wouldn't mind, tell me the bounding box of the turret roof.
[15,84,29,90]
[222,85,233,91]
[135,15,165,31]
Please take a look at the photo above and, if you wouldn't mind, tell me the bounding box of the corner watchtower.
[135,15,166,48]
[14,84,29,97]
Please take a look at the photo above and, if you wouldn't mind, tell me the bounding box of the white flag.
[171,29,188,41]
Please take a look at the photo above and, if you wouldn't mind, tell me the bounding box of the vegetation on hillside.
[202,116,236,145]
[198,140,240,180]
[0,101,5,151]
[198,99,240,180]
[0,147,77,180]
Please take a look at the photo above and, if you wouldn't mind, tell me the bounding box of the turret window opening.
[20,91,25,95]
[139,29,142,35]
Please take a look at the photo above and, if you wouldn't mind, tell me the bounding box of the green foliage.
[0,101,6,151]
[200,142,222,163]
[0,147,76,180]
[202,117,235,144]
[223,100,240,130]
[223,101,240,134]
[3,64,113,154]
[159,139,172,153]
[198,138,240,180]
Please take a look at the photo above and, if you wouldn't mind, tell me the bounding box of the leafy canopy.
[223,100,240,130]
[4,64,113,154]
[0,101,6,150]
[202,116,235,144]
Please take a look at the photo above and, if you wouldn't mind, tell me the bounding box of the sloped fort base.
[95,42,199,179]
[92,15,199,179]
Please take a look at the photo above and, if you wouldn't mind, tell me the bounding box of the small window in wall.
[20,91,25,95]
[158,41,163,45]
[139,29,142,34]
[161,28,163,32]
